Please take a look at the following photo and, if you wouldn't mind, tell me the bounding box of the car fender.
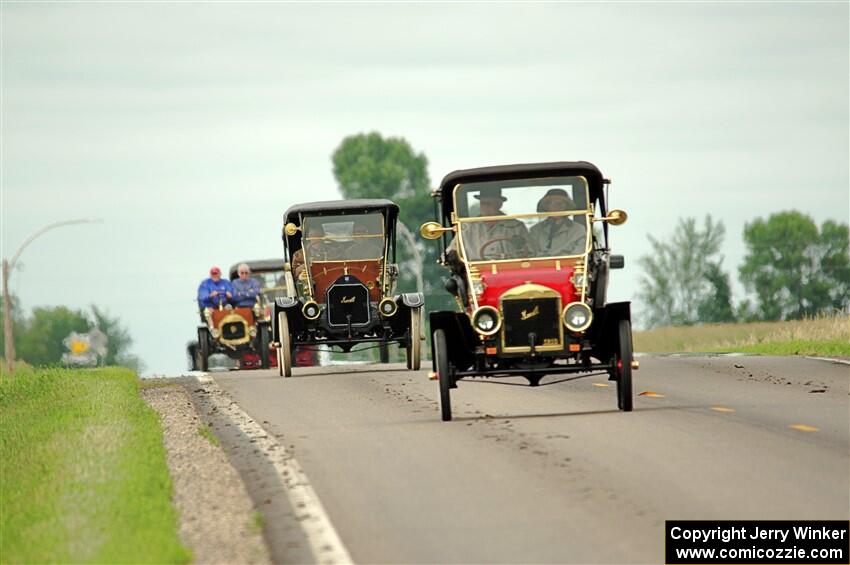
[429,311,477,372]
[589,301,631,361]
[398,292,424,309]
[273,296,302,342]
[274,297,299,309]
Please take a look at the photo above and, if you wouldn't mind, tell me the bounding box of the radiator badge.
[341,296,356,304]
[520,305,539,320]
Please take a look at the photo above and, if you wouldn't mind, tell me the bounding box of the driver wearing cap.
[450,186,528,260]
[197,266,234,311]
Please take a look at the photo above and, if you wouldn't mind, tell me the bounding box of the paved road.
[207,355,849,563]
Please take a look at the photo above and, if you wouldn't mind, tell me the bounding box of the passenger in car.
[528,189,587,257]
[232,263,261,307]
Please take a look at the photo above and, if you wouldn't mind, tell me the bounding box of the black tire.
[406,307,422,371]
[187,342,198,371]
[277,312,292,378]
[434,329,452,421]
[527,375,542,387]
[379,342,390,364]
[198,328,210,372]
[616,319,634,412]
[259,323,271,369]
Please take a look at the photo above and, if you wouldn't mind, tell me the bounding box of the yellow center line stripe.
[639,391,665,398]
[789,424,819,433]
[710,406,735,413]
[592,383,609,387]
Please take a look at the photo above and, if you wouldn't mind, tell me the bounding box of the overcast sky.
[2,2,847,375]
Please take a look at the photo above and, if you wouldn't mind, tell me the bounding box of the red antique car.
[420,161,635,421]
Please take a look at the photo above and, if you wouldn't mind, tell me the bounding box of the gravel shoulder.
[142,384,271,565]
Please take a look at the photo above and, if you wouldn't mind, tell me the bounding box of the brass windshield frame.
[301,213,388,295]
[452,179,594,265]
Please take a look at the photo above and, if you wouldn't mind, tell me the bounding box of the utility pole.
[3,219,99,373]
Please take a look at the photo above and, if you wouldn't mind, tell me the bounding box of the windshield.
[302,212,385,262]
[251,270,289,300]
[453,176,591,262]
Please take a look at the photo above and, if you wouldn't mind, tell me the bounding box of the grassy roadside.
[0,366,190,564]
[634,316,850,356]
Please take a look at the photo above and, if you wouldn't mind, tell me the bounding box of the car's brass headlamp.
[379,297,398,317]
[472,306,501,336]
[302,300,321,320]
[562,302,593,332]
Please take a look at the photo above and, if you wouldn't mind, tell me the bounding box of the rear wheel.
[406,307,422,371]
[277,312,292,378]
[616,319,633,412]
[434,329,452,421]
[259,323,270,369]
[198,328,210,372]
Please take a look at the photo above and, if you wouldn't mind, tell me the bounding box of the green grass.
[197,425,220,446]
[635,316,850,357]
[248,511,265,535]
[0,366,191,564]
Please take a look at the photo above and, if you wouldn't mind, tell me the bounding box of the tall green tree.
[697,262,737,323]
[331,132,454,312]
[739,211,849,320]
[638,216,734,327]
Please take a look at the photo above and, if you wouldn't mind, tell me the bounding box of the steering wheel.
[479,237,515,259]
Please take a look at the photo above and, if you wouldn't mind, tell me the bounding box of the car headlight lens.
[379,297,398,317]
[472,306,501,336]
[302,300,321,320]
[562,302,593,332]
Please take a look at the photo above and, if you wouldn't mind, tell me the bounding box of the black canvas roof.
[438,161,607,218]
[282,199,399,255]
[284,199,399,226]
[228,259,286,279]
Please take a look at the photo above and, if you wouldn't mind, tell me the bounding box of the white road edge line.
[805,356,850,366]
[196,374,353,565]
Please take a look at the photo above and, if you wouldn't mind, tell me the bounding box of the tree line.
[0,300,142,371]
[639,212,850,328]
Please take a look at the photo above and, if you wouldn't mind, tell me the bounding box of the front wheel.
[276,312,292,378]
[434,329,452,421]
[198,328,210,372]
[406,307,422,371]
[616,319,633,412]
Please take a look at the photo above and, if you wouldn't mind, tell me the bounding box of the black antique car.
[272,199,424,377]
[420,161,635,421]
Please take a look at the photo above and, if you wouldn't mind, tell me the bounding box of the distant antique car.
[195,292,271,372]
[420,161,635,421]
[272,199,424,377]
[228,259,317,369]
